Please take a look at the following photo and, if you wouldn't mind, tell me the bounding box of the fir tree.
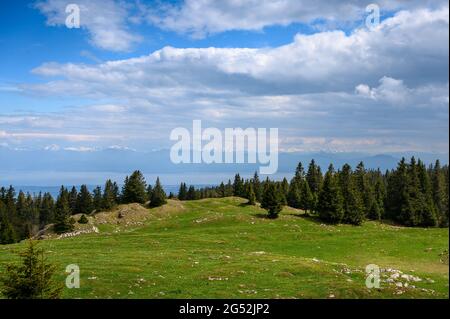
[317,164,344,224]
[339,164,365,225]
[280,178,289,205]
[373,176,386,219]
[39,193,55,228]
[233,174,244,197]
[146,184,153,201]
[431,160,449,227]
[355,162,376,218]
[102,180,118,210]
[247,183,256,205]
[149,177,167,208]
[76,185,93,215]
[121,171,147,204]
[218,182,226,198]
[261,182,283,219]
[92,186,103,212]
[252,172,262,202]
[287,178,301,209]
[178,183,188,200]
[386,158,409,223]
[417,160,438,226]
[299,181,314,214]
[0,240,62,299]
[53,187,74,234]
[68,186,78,214]
[0,202,16,244]
[294,162,305,184]
[306,159,323,211]
[187,185,197,200]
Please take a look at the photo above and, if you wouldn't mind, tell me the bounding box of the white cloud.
[44,144,61,151]
[146,0,448,37]
[28,6,449,98]
[89,104,126,113]
[5,6,449,153]
[63,146,97,152]
[35,0,141,51]
[355,77,410,104]
[0,131,103,142]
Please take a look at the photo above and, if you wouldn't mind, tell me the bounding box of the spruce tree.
[294,162,305,185]
[0,202,16,244]
[187,185,197,200]
[386,158,409,223]
[280,178,289,205]
[261,182,283,219]
[149,177,167,208]
[417,160,438,226]
[92,186,103,212]
[306,159,323,211]
[178,183,188,200]
[287,178,301,208]
[68,186,78,214]
[299,180,314,214]
[339,164,365,225]
[76,185,93,215]
[373,175,386,219]
[247,183,257,205]
[218,182,226,198]
[4,187,17,240]
[15,191,30,238]
[0,240,62,299]
[39,193,55,228]
[233,174,244,197]
[226,180,233,196]
[317,164,344,224]
[146,184,153,201]
[102,179,118,210]
[53,187,74,234]
[431,160,449,227]
[252,172,262,202]
[355,162,376,218]
[402,157,424,226]
[121,171,147,204]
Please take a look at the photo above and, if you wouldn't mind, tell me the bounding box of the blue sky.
[0,0,448,157]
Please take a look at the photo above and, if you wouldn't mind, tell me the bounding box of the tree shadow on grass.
[238,202,251,207]
[286,213,325,225]
[252,213,269,219]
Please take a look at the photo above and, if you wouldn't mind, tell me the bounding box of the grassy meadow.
[0,197,448,299]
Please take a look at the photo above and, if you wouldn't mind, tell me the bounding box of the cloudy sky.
[0,0,448,155]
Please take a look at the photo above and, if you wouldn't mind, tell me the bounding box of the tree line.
[177,158,449,226]
[1,157,448,245]
[0,171,167,244]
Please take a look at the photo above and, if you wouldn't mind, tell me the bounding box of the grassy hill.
[0,197,448,299]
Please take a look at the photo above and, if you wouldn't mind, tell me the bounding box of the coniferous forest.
[0,157,448,245]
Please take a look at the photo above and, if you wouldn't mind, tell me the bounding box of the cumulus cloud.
[146,0,448,38]
[27,6,449,98]
[35,0,141,51]
[5,5,448,153]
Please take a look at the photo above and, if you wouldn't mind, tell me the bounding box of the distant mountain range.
[0,147,448,186]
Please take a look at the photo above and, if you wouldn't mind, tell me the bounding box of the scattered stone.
[208,276,228,281]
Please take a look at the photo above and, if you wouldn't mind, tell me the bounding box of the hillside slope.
[0,198,448,299]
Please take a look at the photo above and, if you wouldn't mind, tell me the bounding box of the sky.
[0,0,449,158]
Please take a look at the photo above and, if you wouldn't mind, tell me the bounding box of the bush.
[78,214,89,224]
